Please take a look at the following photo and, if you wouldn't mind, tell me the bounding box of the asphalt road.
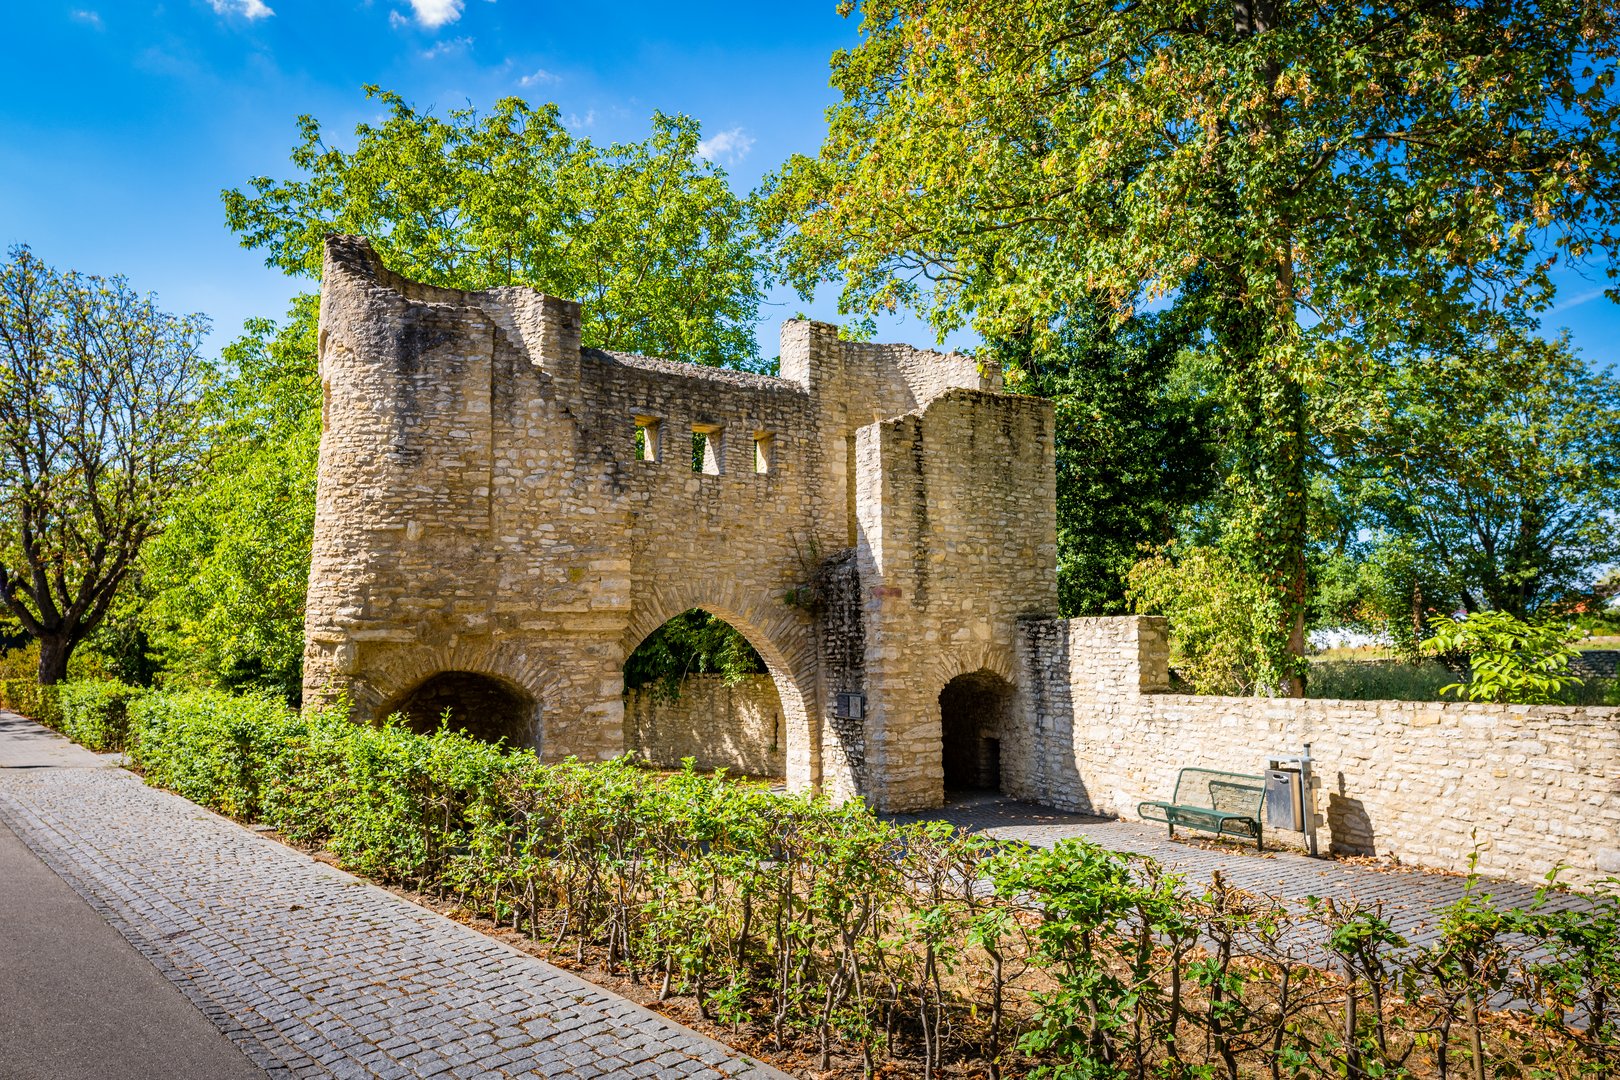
[0,722,263,1080]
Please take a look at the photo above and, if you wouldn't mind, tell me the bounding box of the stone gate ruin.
[305,237,1620,883]
[304,235,1058,812]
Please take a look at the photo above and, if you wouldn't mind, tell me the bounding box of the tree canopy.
[140,301,321,700]
[766,0,1620,691]
[1332,329,1620,619]
[225,86,766,367]
[1000,300,1219,616]
[0,246,212,684]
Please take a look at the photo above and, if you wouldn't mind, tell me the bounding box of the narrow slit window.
[692,425,723,475]
[754,432,774,474]
[634,416,660,462]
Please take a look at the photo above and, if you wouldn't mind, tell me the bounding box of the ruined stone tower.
[305,235,1059,811]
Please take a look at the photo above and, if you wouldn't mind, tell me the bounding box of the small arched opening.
[380,670,538,747]
[939,669,1015,792]
[622,608,786,780]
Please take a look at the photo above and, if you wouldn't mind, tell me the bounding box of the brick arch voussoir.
[621,581,818,690]
[360,641,556,724]
[923,642,1020,700]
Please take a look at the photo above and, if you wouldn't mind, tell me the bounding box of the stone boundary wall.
[1572,650,1619,679]
[1029,616,1620,888]
[624,675,786,778]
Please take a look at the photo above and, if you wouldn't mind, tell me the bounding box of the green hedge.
[0,679,61,726]
[56,680,147,752]
[126,688,308,821]
[48,684,1620,1076]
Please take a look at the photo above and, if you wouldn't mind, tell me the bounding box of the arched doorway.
[380,671,538,746]
[939,669,1015,792]
[622,608,787,779]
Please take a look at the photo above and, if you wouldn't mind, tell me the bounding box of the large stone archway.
[939,669,1016,791]
[619,585,819,792]
[378,670,539,746]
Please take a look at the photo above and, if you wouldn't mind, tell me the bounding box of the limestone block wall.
[306,236,1003,801]
[624,675,786,778]
[1033,615,1620,888]
[855,389,1059,811]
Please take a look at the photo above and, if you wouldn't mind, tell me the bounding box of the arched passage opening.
[940,669,1016,792]
[622,608,787,780]
[380,670,538,747]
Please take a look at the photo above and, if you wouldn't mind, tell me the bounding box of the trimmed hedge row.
[56,680,147,752]
[0,678,61,726]
[30,682,1620,1077]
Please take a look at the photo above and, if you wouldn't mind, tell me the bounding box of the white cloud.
[518,67,558,87]
[696,127,755,166]
[402,0,464,28]
[208,0,274,19]
[1552,286,1609,314]
[420,35,472,60]
[71,9,104,28]
[564,109,597,130]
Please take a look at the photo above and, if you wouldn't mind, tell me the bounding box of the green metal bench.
[1138,768,1267,850]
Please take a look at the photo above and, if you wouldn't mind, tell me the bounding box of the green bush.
[125,688,308,820]
[55,685,1620,1076]
[1127,544,1282,695]
[1427,611,1586,704]
[56,680,147,752]
[1308,659,1459,701]
[0,678,61,726]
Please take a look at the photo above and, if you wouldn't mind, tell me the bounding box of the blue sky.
[4,0,1619,367]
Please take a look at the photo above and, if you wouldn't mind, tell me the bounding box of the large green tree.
[766,0,1620,692]
[1332,329,1620,619]
[140,302,320,701]
[999,301,1219,615]
[226,86,766,366]
[0,247,212,684]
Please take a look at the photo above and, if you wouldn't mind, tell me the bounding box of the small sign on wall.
[834,692,865,720]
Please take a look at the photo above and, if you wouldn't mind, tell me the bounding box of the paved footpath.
[895,793,1599,949]
[0,712,786,1080]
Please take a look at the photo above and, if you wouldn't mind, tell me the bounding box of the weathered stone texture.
[306,236,1021,810]
[625,675,786,778]
[854,391,1058,810]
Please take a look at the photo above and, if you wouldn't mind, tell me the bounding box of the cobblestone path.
[893,794,1599,948]
[0,718,786,1080]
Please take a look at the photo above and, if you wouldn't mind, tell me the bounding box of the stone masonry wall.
[305,236,998,802]
[1029,615,1620,888]
[855,390,1059,811]
[624,675,786,778]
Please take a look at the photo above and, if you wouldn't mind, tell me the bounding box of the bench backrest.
[1171,768,1265,816]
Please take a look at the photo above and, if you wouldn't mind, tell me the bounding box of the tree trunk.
[1281,385,1309,698]
[36,635,72,686]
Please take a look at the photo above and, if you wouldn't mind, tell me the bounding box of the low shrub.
[56,679,147,752]
[1309,658,1614,705]
[0,678,61,726]
[1308,658,1458,701]
[125,688,309,820]
[1427,611,1586,704]
[55,685,1620,1077]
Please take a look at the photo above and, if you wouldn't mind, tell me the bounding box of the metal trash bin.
[1265,768,1303,832]
[1263,744,1320,856]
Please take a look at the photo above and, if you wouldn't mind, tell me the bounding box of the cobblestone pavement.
[0,715,787,1080]
[892,793,1599,949]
